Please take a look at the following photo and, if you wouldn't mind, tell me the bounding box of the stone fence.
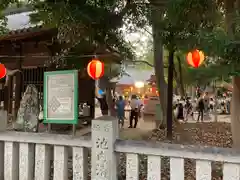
[0,115,239,180]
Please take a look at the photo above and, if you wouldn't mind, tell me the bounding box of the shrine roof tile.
[0,25,56,41]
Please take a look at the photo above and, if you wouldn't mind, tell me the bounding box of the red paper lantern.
[186,49,205,68]
[0,64,6,79]
[87,59,104,80]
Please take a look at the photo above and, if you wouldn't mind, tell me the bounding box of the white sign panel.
[46,73,75,120]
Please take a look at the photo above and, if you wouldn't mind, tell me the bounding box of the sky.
[6,12,33,30]
[123,26,151,56]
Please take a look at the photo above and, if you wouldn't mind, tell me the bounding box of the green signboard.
[229,71,240,76]
[43,70,78,124]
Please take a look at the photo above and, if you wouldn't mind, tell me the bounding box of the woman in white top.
[129,94,140,128]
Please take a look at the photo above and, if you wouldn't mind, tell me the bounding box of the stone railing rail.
[0,114,239,180]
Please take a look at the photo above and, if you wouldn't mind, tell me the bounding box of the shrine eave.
[0,25,57,42]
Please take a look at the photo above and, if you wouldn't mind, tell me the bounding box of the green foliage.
[0,0,146,59]
[0,1,32,34]
[3,0,240,84]
[194,6,240,74]
[65,42,122,76]
[0,0,20,10]
[0,0,16,35]
[28,0,143,59]
[0,16,8,35]
[156,0,221,50]
[148,0,237,86]
[142,0,240,86]
[0,0,146,78]
[186,17,240,82]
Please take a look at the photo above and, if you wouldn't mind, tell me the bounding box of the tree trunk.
[177,56,185,97]
[106,87,115,116]
[167,49,174,139]
[150,3,167,128]
[231,77,240,148]
[99,77,116,116]
[173,65,183,97]
[224,0,240,147]
[172,56,185,97]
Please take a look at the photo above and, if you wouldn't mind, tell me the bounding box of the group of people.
[175,92,214,122]
[98,90,230,126]
[97,94,142,128]
[219,97,231,114]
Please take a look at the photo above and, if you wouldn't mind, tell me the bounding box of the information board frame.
[43,70,78,124]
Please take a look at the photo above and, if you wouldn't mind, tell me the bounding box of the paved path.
[83,108,155,139]
[78,108,231,138]
[186,112,230,123]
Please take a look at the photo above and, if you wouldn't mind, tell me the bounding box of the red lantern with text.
[87,59,104,80]
[186,49,205,68]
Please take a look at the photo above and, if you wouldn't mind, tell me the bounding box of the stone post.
[0,110,7,131]
[91,115,118,180]
[0,110,6,180]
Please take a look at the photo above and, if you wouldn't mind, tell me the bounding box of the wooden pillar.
[46,43,56,132]
[3,76,13,115]
[90,79,95,119]
[3,86,8,111]
[14,43,23,119]
[8,76,13,114]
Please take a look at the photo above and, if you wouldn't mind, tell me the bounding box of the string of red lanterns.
[87,50,204,80]
[0,51,204,81]
[186,49,205,68]
[87,59,104,80]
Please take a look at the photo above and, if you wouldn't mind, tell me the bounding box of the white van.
[143,94,180,115]
[143,95,159,115]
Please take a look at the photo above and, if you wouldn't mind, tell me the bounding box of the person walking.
[203,92,210,114]
[226,99,231,114]
[209,98,214,112]
[129,94,140,128]
[196,86,201,99]
[197,96,205,122]
[176,103,184,121]
[116,96,125,127]
[184,98,193,121]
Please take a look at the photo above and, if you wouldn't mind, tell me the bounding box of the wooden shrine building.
[0,25,98,121]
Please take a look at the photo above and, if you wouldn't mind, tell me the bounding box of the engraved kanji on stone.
[49,96,61,112]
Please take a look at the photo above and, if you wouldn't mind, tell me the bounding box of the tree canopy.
[2,0,240,85]
[1,0,148,61]
[29,0,143,58]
